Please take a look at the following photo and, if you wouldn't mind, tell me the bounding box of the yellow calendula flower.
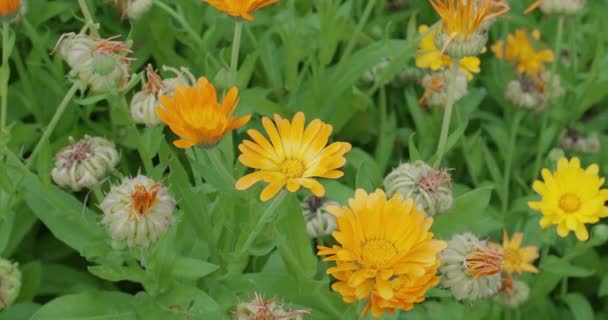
[202,0,278,21]
[491,29,554,78]
[496,231,539,275]
[529,157,608,241]
[235,112,351,201]
[318,189,447,318]
[415,25,480,80]
[156,77,251,149]
[430,0,510,57]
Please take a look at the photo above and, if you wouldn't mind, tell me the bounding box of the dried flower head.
[106,0,152,20]
[559,129,600,154]
[418,69,468,109]
[235,112,351,202]
[529,157,608,241]
[383,161,454,216]
[430,0,510,58]
[493,275,530,308]
[439,233,503,300]
[525,0,585,15]
[416,24,480,80]
[51,136,120,192]
[156,77,251,148]
[130,65,195,127]
[318,189,446,318]
[234,292,310,320]
[100,175,175,247]
[506,71,563,111]
[203,0,279,21]
[0,258,20,311]
[54,34,134,93]
[301,196,338,239]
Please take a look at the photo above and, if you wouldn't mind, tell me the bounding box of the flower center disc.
[280,159,305,179]
[130,184,159,219]
[559,193,581,213]
[362,239,398,267]
[503,248,522,270]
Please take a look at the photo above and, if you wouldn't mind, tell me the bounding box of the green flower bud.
[383,161,453,216]
[434,29,488,59]
[301,196,338,239]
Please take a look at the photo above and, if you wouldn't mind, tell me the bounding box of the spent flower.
[418,69,468,109]
[100,175,176,247]
[493,275,530,308]
[234,292,310,320]
[0,258,20,310]
[301,196,338,239]
[529,157,608,241]
[318,189,446,318]
[439,233,503,300]
[235,112,351,202]
[51,135,120,192]
[106,0,153,20]
[559,129,600,154]
[505,71,563,111]
[525,0,585,15]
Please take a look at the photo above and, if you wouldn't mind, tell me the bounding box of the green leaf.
[540,256,594,278]
[562,293,594,320]
[276,196,317,279]
[18,261,42,302]
[172,258,219,281]
[431,186,496,238]
[30,291,136,320]
[355,161,382,192]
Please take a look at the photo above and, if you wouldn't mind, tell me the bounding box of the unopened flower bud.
[383,161,453,216]
[100,175,175,247]
[0,258,21,311]
[51,135,120,192]
[439,233,503,301]
[301,196,338,239]
[235,292,310,320]
[493,275,530,308]
[419,70,468,108]
[540,0,585,15]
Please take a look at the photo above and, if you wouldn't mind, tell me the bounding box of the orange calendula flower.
[496,231,539,274]
[491,29,554,77]
[235,112,351,201]
[529,157,608,241]
[415,25,480,80]
[156,77,251,149]
[318,189,447,318]
[202,0,279,21]
[0,0,19,18]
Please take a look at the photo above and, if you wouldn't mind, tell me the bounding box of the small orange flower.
[0,0,19,18]
[202,0,279,21]
[429,0,509,38]
[156,77,251,149]
[491,29,554,78]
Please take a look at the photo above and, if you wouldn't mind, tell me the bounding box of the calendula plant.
[2,0,608,319]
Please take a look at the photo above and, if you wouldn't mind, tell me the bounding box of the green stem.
[532,16,565,178]
[342,0,376,60]
[501,111,524,214]
[1,22,10,133]
[238,190,287,256]
[230,20,244,86]
[207,148,235,184]
[433,59,460,167]
[152,0,204,48]
[26,82,79,169]
[77,0,99,37]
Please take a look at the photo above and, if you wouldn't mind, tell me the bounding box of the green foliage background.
[1,0,608,319]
